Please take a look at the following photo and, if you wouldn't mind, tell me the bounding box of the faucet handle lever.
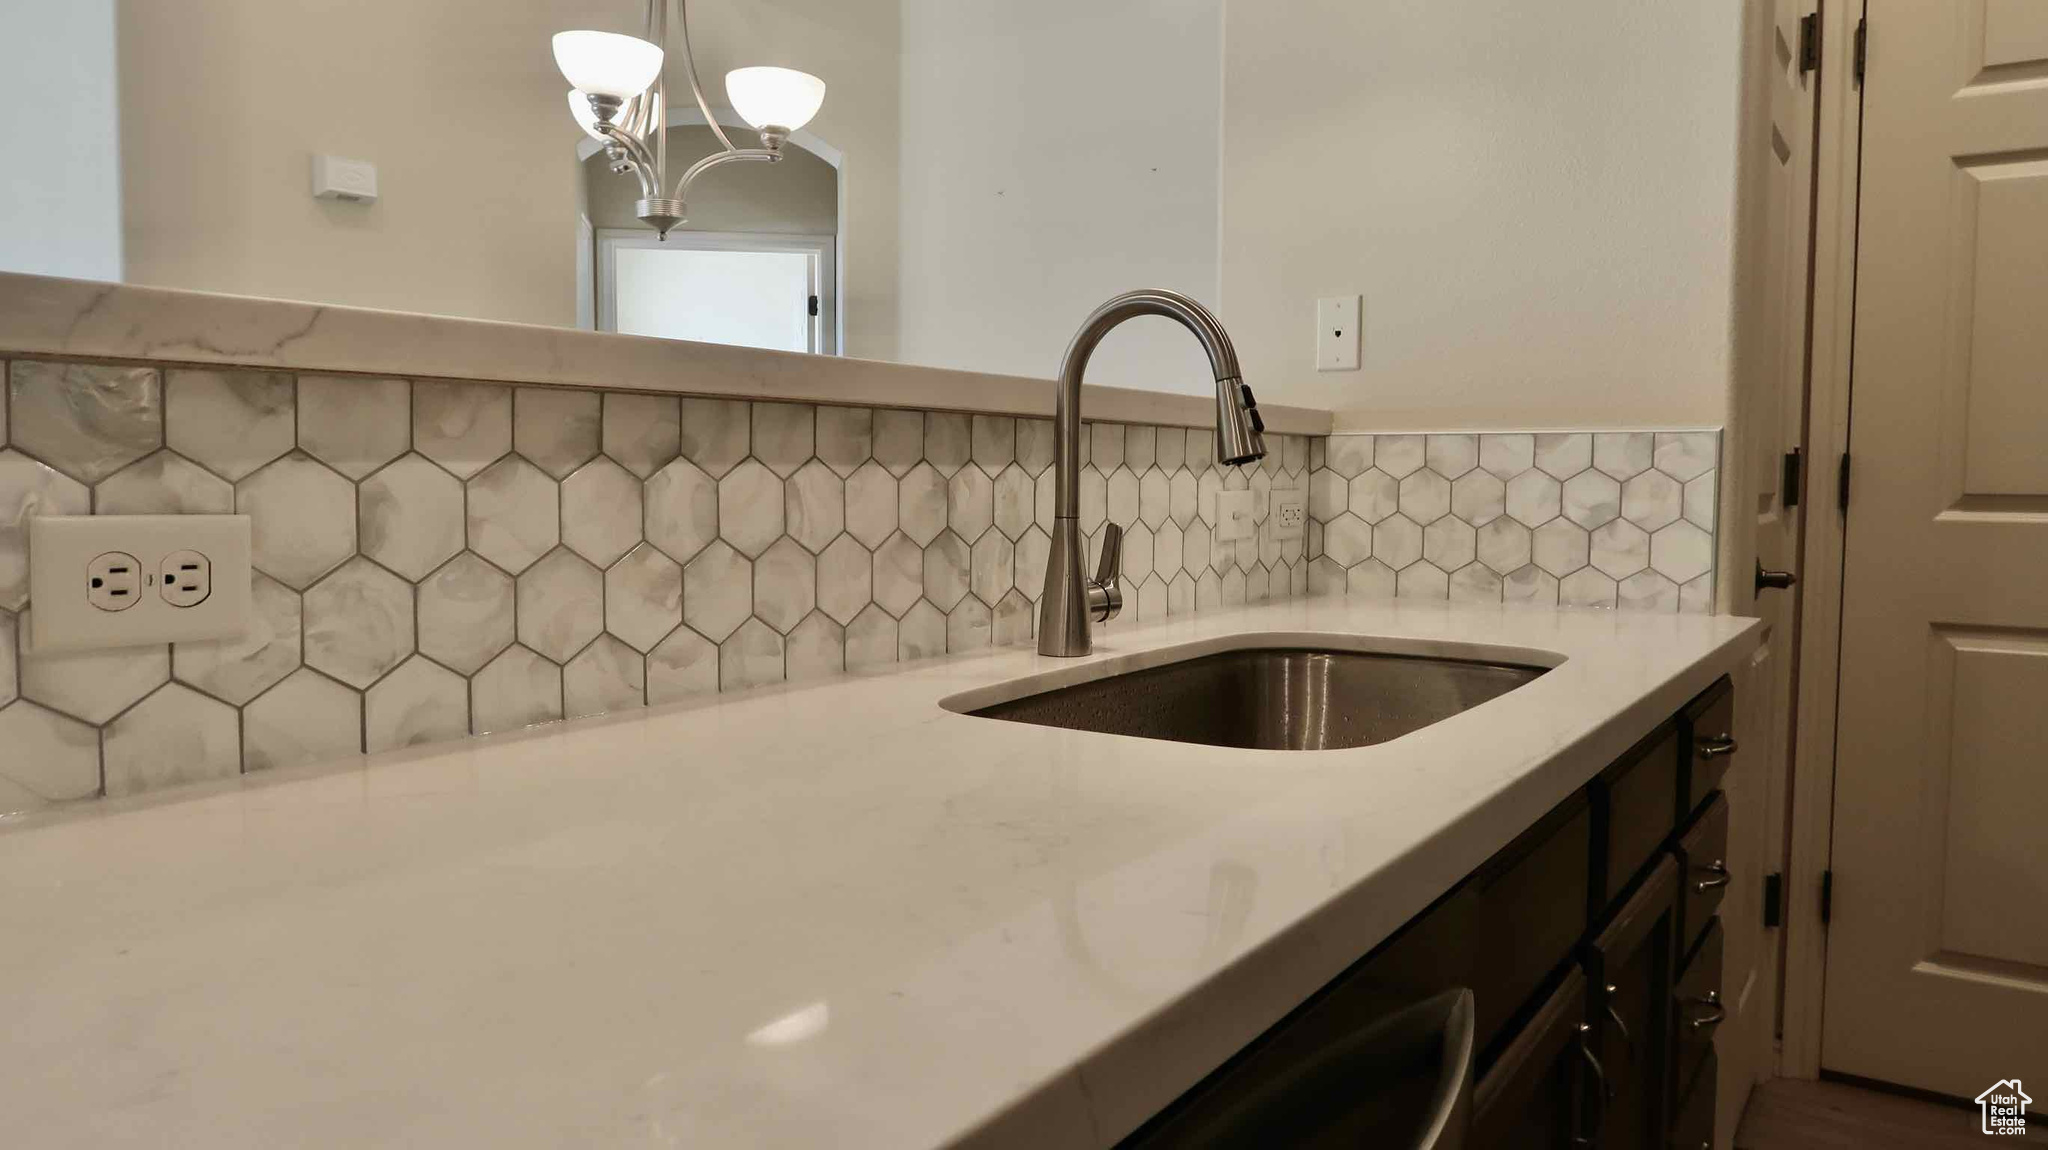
[1087,523,1125,623]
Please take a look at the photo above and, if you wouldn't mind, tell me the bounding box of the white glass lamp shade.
[568,91,608,139]
[553,31,664,100]
[725,67,826,132]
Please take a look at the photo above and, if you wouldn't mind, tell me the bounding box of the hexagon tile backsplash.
[0,357,1716,812]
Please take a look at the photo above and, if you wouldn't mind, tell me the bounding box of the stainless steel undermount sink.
[957,647,1548,751]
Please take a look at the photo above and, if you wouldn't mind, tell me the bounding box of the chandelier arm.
[673,147,780,202]
[596,122,665,201]
[670,0,741,153]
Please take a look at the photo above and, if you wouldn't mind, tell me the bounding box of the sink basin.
[960,647,1547,751]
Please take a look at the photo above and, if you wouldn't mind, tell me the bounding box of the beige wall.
[1221,0,1745,429]
[584,125,837,235]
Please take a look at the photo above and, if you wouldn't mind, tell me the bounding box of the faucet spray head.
[1215,376,1267,466]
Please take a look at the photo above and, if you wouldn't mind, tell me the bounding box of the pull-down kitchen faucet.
[1037,289,1267,657]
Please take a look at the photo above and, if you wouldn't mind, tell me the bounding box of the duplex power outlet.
[28,515,251,653]
[1272,490,1307,542]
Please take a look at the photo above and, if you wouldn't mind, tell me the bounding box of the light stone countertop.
[0,597,1761,1149]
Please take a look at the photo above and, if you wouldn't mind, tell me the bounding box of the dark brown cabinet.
[1471,971,1590,1148]
[1584,858,1682,1149]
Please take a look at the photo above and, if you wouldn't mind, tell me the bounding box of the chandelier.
[555,0,827,239]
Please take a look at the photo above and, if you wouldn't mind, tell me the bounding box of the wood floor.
[1735,1077,1989,1149]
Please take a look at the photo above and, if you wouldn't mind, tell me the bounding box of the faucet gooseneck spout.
[1038,289,1267,657]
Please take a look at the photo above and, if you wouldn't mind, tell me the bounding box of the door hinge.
[1820,868,1834,925]
[1783,448,1803,509]
[1836,452,1852,513]
[1764,872,1784,928]
[1798,13,1821,75]
[807,294,820,318]
[1853,17,1867,87]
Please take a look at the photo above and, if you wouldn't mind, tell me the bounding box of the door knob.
[1755,559,1798,593]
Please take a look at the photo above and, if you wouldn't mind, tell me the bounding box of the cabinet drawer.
[1675,793,1730,956]
[1672,917,1724,1096]
[1681,677,1737,813]
[1667,1047,1717,1150]
[1594,722,1682,905]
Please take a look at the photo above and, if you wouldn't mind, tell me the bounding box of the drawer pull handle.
[1687,990,1727,1033]
[1693,860,1732,893]
[1573,1022,1610,1147]
[1602,984,1636,1058]
[1696,734,1738,759]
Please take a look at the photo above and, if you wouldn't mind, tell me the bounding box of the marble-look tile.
[1534,432,1593,479]
[103,683,239,797]
[413,380,511,479]
[683,540,752,641]
[1245,563,1269,603]
[565,634,645,718]
[845,604,898,670]
[1424,434,1477,479]
[417,552,515,674]
[1343,558,1394,599]
[646,626,718,704]
[815,406,873,477]
[1156,426,1187,474]
[1398,469,1451,524]
[236,452,356,589]
[164,369,294,480]
[1422,517,1476,572]
[515,549,603,663]
[1195,469,1221,528]
[923,531,971,610]
[1323,513,1372,567]
[872,532,924,616]
[872,409,924,477]
[1325,434,1372,478]
[1450,471,1505,526]
[1308,518,1323,561]
[1683,471,1717,531]
[992,465,1034,541]
[1137,469,1169,531]
[1168,569,1198,613]
[1651,521,1714,584]
[784,460,844,553]
[1015,526,1051,602]
[1373,435,1424,478]
[1169,470,1198,528]
[173,573,300,704]
[360,453,464,580]
[1532,519,1590,577]
[1593,432,1654,480]
[786,612,845,682]
[1396,561,1449,600]
[1505,470,1561,527]
[8,361,161,483]
[1153,521,1184,578]
[751,402,815,478]
[845,460,899,549]
[1032,468,1055,535]
[923,412,971,475]
[1184,519,1212,577]
[1128,425,1159,474]
[1560,470,1621,529]
[1479,433,1535,479]
[948,465,994,542]
[1186,426,1215,473]
[1373,514,1423,570]
[297,375,410,479]
[993,589,1034,644]
[753,538,817,634]
[1476,518,1533,575]
[1124,522,1156,583]
[1679,573,1715,613]
[1620,470,1683,532]
[1449,562,1504,603]
[719,617,785,690]
[1654,432,1718,483]
[1107,467,1139,528]
[305,557,414,688]
[561,456,644,568]
[817,535,872,625]
[679,397,751,477]
[1308,469,1346,522]
[1091,424,1126,472]
[470,646,563,734]
[1195,568,1224,610]
[646,457,720,563]
[513,387,600,479]
[1307,436,1325,472]
[0,609,13,707]
[1016,418,1055,476]
[897,599,946,661]
[242,668,361,771]
[970,531,1016,606]
[20,613,168,723]
[1348,470,1399,524]
[0,450,90,609]
[717,458,784,558]
[1504,564,1560,606]
[466,455,558,573]
[0,700,99,809]
[601,392,680,478]
[1589,519,1650,578]
[95,450,233,514]
[971,415,1015,472]
[1617,570,1680,612]
[1560,568,1618,609]
[605,543,682,652]
[365,656,470,753]
[947,596,993,651]
[898,462,947,546]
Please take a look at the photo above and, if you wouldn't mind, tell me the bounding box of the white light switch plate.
[1271,490,1306,542]
[1216,490,1255,542]
[1316,295,1361,372]
[28,515,251,653]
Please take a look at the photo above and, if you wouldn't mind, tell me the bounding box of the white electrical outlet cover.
[28,515,252,653]
[1272,491,1307,542]
[1316,295,1361,372]
[1215,490,1256,542]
